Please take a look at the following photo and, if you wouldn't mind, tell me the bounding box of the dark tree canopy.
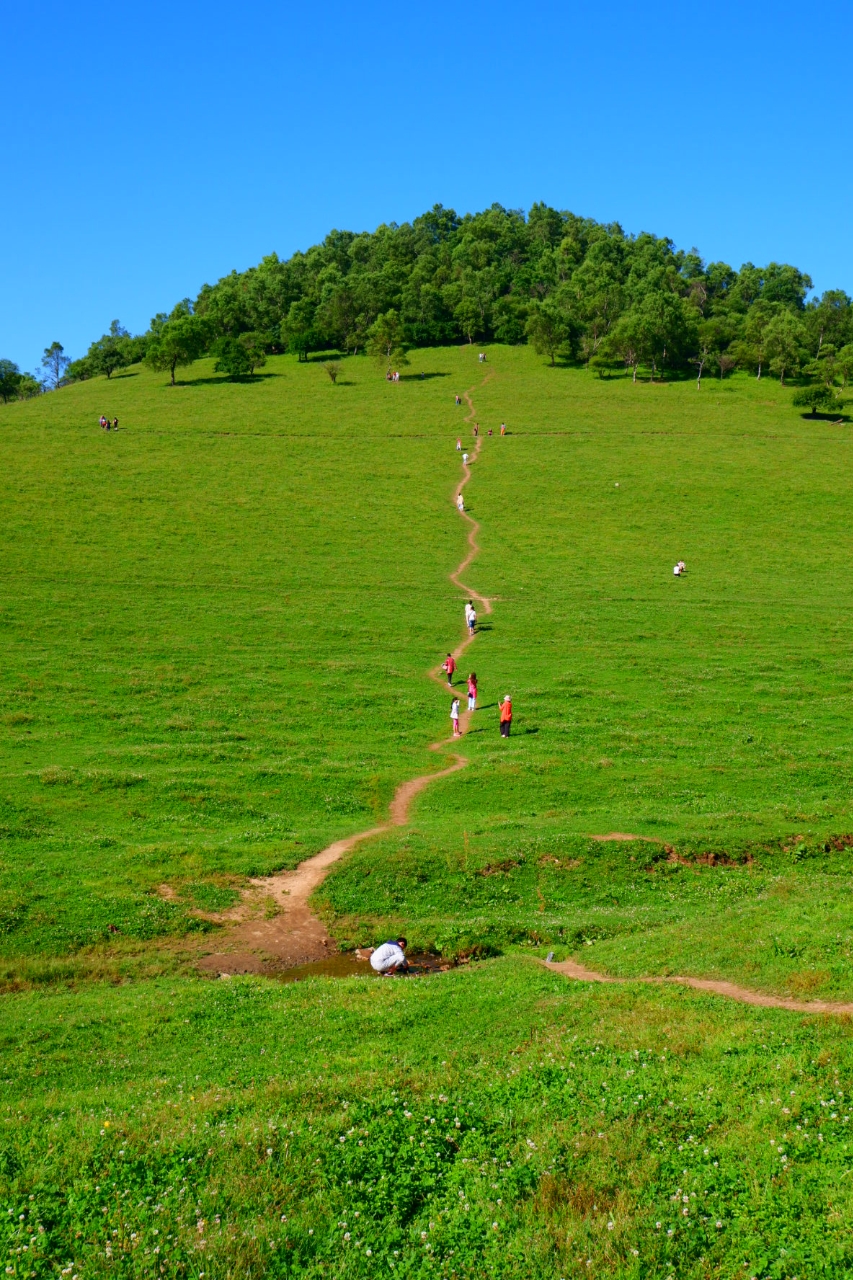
[7,203,852,406]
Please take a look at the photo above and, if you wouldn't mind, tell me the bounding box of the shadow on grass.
[399,372,450,382]
[799,412,851,423]
[174,373,281,387]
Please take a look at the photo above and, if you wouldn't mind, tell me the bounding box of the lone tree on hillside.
[41,342,70,390]
[145,314,208,385]
[792,385,841,417]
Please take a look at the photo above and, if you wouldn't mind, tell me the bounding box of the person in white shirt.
[369,937,409,975]
[457,493,464,512]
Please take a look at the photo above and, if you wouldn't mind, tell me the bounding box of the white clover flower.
[716,1221,722,1228]
[344,1233,350,1241]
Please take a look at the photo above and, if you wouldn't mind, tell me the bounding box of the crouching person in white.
[370,937,409,975]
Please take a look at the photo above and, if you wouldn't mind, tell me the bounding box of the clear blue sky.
[4,0,851,373]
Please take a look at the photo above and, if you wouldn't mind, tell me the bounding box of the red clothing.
[500,699,513,723]
[446,657,456,675]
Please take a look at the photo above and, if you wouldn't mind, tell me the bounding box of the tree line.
[4,203,853,408]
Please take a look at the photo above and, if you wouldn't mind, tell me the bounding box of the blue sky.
[3,0,851,372]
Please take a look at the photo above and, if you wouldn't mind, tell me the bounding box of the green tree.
[764,311,807,384]
[323,361,342,384]
[17,372,42,399]
[605,310,644,381]
[87,321,132,379]
[836,344,853,389]
[239,332,268,374]
[281,299,316,362]
[212,337,252,380]
[525,301,569,366]
[144,315,208,385]
[792,385,840,417]
[367,310,409,373]
[41,342,70,390]
[0,359,22,403]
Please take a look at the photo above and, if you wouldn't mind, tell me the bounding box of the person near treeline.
[499,695,513,738]
[443,653,456,685]
[451,697,461,737]
[467,672,478,711]
[370,938,409,975]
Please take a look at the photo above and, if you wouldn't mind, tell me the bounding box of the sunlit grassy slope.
[2,347,853,999]
[3,348,853,1279]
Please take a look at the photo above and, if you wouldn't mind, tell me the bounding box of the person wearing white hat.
[499,695,513,738]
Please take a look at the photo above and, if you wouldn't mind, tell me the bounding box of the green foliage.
[144,313,208,385]
[0,359,22,403]
[792,384,840,416]
[40,342,69,390]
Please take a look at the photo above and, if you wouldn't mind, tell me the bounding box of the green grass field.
[2,347,853,1277]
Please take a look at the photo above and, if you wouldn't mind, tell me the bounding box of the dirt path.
[197,381,491,976]
[543,957,853,1015]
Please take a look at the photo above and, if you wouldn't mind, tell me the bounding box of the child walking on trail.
[457,493,464,512]
[451,697,461,737]
[499,695,513,737]
[443,653,456,685]
[467,604,476,635]
[467,672,477,711]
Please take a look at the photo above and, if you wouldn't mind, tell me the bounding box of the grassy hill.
[2,348,853,1277]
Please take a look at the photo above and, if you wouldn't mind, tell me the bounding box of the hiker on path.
[466,604,477,636]
[457,493,464,513]
[499,695,513,738]
[99,415,107,430]
[467,672,478,711]
[370,937,409,975]
[451,697,461,737]
[443,653,456,686]
[464,600,474,630]
[462,451,469,465]
[456,438,462,451]
[473,423,479,437]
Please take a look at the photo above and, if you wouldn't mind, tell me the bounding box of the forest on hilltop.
[5,203,853,404]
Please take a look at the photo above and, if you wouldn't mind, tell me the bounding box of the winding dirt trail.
[543,958,853,1015]
[197,381,491,976]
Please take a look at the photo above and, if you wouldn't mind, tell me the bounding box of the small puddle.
[277,952,449,984]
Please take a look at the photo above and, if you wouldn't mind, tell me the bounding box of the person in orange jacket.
[499,695,512,737]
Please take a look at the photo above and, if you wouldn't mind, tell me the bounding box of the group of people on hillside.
[442,600,512,739]
[385,369,402,382]
[99,415,118,431]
